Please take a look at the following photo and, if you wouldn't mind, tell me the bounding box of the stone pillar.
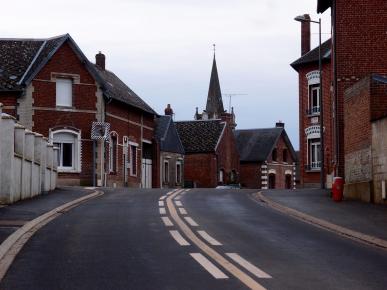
[14,124,26,202]
[47,144,55,191]
[24,130,35,199]
[33,133,43,196]
[53,146,59,190]
[0,114,16,204]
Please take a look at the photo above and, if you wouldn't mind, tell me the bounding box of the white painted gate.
[141,159,152,188]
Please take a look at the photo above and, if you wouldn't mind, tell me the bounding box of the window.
[230,170,237,183]
[51,129,81,172]
[130,145,137,176]
[309,84,320,114]
[309,138,321,169]
[176,161,182,184]
[56,78,73,107]
[163,160,169,183]
[268,173,276,189]
[285,174,292,189]
[272,148,277,162]
[283,149,288,163]
[109,134,117,173]
[219,169,224,183]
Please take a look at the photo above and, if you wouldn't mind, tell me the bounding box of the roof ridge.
[0,34,68,42]
[175,119,221,123]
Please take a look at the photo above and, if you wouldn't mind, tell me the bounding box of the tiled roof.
[0,35,68,91]
[234,128,297,162]
[175,120,225,153]
[290,39,331,70]
[94,65,156,115]
[317,0,332,13]
[155,115,185,154]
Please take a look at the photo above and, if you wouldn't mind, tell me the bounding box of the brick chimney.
[276,121,285,128]
[164,104,173,116]
[301,14,311,56]
[95,52,105,70]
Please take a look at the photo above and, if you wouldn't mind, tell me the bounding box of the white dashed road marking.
[161,217,173,227]
[226,253,272,279]
[190,253,229,279]
[175,200,183,207]
[159,201,164,207]
[184,217,199,227]
[174,196,181,200]
[178,208,187,215]
[197,230,222,246]
[159,207,166,215]
[159,196,167,200]
[169,230,190,246]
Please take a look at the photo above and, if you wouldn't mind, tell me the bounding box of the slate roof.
[175,120,225,153]
[205,55,225,116]
[234,128,297,162]
[155,115,185,154]
[317,0,332,13]
[290,39,332,70]
[0,34,156,115]
[94,65,156,115]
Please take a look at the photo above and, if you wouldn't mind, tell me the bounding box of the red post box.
[332,177,344,202]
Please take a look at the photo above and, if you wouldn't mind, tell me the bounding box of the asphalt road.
[1,188,387,290]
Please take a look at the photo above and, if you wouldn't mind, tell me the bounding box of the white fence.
[0,103,57,204]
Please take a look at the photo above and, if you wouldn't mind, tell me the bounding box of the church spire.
[205,45,225,118]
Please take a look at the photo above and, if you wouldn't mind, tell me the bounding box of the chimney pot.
[164,104,173,116]
[276,121,285,128]
[96,52,106,70]
[301,14,311,56]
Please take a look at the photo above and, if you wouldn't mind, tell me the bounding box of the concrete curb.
[253,191,387,250]
[0,190,104,280]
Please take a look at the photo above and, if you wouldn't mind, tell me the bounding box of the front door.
[141,159,152,188]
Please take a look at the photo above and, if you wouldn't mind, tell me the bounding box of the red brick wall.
[0,92,18,117]
[298,62,333,187]
[370,80,387,121]
[184,153,217,188]
[240,163,261,188]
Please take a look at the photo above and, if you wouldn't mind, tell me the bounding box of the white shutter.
[56,79,72,107]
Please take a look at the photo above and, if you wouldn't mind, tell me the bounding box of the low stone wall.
[0,103,57,204]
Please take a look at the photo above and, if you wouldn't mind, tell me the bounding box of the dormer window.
[56,78,73,107]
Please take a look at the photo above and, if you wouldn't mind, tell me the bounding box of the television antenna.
[222,93,247,112]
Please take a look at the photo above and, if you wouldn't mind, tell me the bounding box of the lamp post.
[295,15,325,189]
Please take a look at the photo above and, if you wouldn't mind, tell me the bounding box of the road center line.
[159,207,166,215]
[197,230,222,246]
[184,217,199,227]
[175,200,183,207]
[159,196,167,200]
[226,253,272,279]
[166,191,267,290]
[178,207,187,215]
[161,216,173,227]
[190,253,228,279]
[169,230,190,246]
[159,201,164,206]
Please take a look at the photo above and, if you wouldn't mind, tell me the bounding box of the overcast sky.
[1,0,331,149]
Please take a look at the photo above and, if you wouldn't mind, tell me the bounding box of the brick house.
[175,119,239,188]
[291,0,387,192]
[235,122,297,189]
[0,34,158,187]
[154,105,185,188]
[344,75,387,203]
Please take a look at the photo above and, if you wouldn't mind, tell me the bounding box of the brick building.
[292,0,387,191]
[154,105,185,188]
[175,53,240,188]
[0,34,157,187]
[235,122,297,189]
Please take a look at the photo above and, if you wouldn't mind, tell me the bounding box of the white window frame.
[56,78,73,107]
[163,160,169,184]
[176,161,182,184]
[129,142,138,176]
[219,169,224,183]
[50,128,81,173]
[309,139,321,170]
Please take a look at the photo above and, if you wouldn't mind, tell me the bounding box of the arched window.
[219,169,224,184]
[109,132,118,173]
[272,148,277,162]
[283,149,288,163]
[50,128,81,172]
[268,173,276,189]
[285,174,292,189]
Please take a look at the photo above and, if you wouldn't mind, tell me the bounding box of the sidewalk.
[0,187,94,244]
[259,189,387,246]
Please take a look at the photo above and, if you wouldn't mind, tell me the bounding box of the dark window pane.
[62,143,73,167]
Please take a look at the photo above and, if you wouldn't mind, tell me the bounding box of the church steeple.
[205,47,225,118]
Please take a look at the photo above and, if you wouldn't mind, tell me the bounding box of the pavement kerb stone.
[0,190,104,280]
[253,191,387,250]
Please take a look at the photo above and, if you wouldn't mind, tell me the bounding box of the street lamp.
[295,14,325,189]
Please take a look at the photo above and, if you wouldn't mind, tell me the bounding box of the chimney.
[301,14,311,56]
[276,121,285,128]
[164,104,173,116]
[95,51,105,70]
